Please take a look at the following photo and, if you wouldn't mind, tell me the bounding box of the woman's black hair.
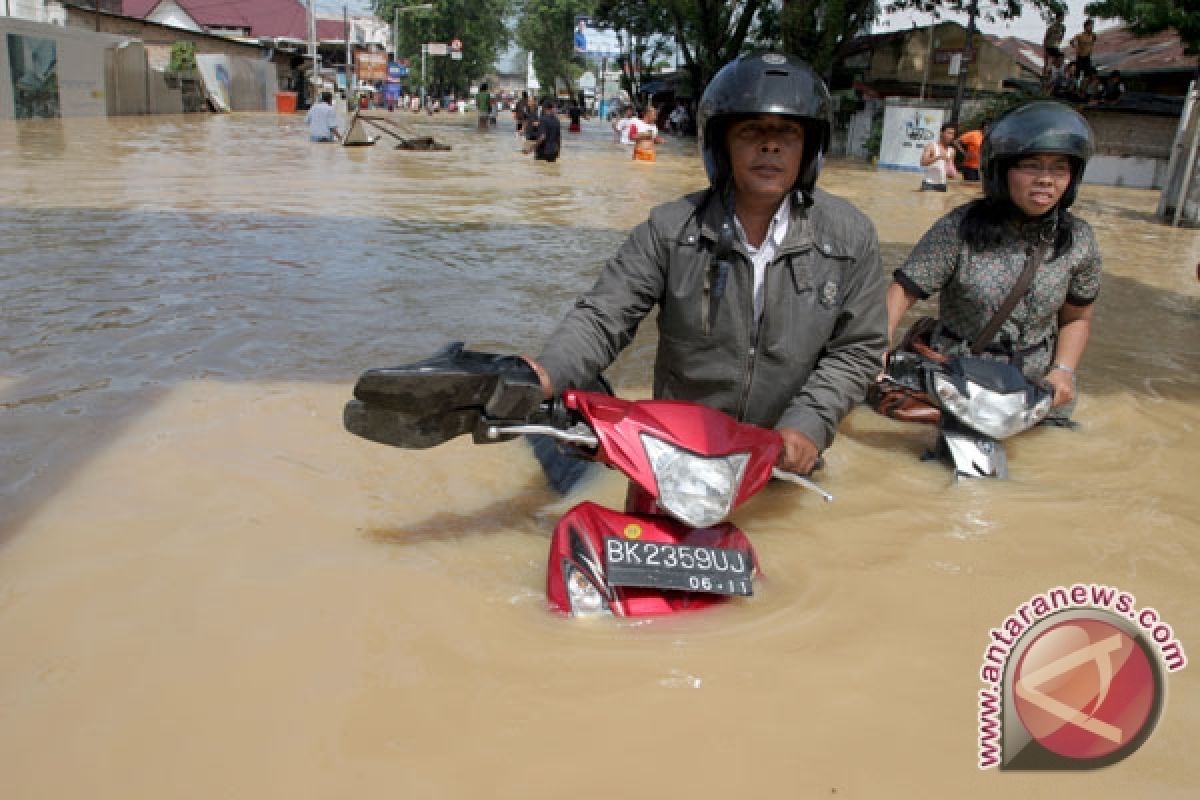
[959,196,1075,260]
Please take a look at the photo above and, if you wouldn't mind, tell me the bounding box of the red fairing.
[562,390,783,513]
[546,502,759,616]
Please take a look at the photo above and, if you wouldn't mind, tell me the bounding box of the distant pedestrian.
[568,100,582,133]
[919,123,957,191]
[523,94,540,145]
[476,81,491,132]
[613,105,636,144]
[631,106,664,162]
[514,90,529,137]
[1071,18,1098,77]
[305,91,341,142]
[955,120,989,181]
[523,97,562,162]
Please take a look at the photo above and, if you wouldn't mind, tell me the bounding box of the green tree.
[1085,0,1200,53]
[593,1,673,97]
[373,0,513,96]
[781,0,878,77]
[516,0,590,98]
[661,0,769,97]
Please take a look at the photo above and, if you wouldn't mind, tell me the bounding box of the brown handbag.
[867,316,943,425]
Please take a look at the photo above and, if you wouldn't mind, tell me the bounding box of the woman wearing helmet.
[525,53,888,475]
[884,101,1101,419]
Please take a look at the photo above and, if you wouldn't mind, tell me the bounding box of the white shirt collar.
[733,194,791,253]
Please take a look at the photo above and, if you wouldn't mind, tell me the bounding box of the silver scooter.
[884,351,1054,479]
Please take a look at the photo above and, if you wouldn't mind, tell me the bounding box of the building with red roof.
[120,0,348,42]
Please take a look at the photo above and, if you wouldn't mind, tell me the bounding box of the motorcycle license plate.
[603,538,754,596]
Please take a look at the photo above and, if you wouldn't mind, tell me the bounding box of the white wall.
[1083,155,1168,190]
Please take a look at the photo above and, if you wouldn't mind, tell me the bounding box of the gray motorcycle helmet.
[696,53,832,201]
[981,101,1094,210]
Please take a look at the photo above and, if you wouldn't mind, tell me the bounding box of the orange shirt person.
[955,121,989,182]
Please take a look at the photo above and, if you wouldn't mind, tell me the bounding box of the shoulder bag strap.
[970,243,1046,355]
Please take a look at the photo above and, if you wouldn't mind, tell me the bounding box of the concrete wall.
[1079,109,1178,189]
[1083,155,1168,189]
[1083,109,1177,160]
[0,16,126,119]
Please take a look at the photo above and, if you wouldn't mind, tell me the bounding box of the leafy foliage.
[372,0,513,95]
[1085,0,1200,54]
[515,0,589,97]
[781,0,878,76]
[593,0,674,97]
[167,41,197,74]
[659,0,770,98]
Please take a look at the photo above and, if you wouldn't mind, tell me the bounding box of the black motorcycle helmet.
[696,53,833,202]
[981,101,1094,210]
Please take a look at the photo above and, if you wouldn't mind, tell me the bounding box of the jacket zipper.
[735,274,764,421]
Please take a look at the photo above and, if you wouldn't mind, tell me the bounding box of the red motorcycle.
[344,343,830,618]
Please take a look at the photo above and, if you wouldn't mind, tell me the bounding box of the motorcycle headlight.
[565,565,611,617]
[932,374,1050,439]
[641,434,749,528]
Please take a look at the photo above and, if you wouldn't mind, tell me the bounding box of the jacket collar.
[698,189,814,257]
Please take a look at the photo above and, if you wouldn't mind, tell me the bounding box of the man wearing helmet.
[526,54,888,474]
[884,101,1102,419]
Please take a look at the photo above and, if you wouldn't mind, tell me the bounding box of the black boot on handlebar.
[344,342,545,449]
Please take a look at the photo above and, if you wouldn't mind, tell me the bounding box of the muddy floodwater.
[1,111,1197,798]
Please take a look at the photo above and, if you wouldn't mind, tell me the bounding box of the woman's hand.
[777,428,820,475]
[1045,367,1076,408]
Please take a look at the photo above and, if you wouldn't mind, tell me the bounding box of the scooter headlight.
[933,374,1050,439]
[640,434,749,528]
[565,565,611,617]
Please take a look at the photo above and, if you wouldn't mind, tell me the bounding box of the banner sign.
[573,16,621,58]
[878,105,945,172]
[357,51,388,82]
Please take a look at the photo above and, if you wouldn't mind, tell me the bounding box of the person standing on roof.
[1071,18,1099,77]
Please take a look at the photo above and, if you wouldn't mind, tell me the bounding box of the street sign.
[450,38,462,51]
[426,42,448,56]
[451,52,462,60]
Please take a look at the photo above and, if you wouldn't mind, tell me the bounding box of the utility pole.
[307,0,318,102]
[344,4,351,98]
[391,4,433,105]
[951,0,977,125]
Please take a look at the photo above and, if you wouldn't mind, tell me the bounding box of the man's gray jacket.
[537,187,888,451]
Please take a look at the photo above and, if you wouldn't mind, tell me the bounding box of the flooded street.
[1,111,1197,797]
